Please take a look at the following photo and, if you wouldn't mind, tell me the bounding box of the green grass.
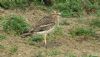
[28,34,44,45]
[0,0,99,17]
[2,15,30,35]
[0,0,31,9]
[55,0,99,17]
[29,34,43,42]
[0,35,6,41]
[53,0,83,17]
[91,18,100,28]
[33,0,100,17]
[70,27,95,36]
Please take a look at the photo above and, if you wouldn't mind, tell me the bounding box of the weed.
[2,15,30,35]
[0,35,6,41]
[90,18,100,28]
[70,27,95,36]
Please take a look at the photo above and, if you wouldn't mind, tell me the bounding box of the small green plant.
[2,15,30,35]
[9,46,18,54]
[0,35,6,41]
[29,34,43,43]
[31,34,43,42]
[91,18,100,28]
[70,27,95,36]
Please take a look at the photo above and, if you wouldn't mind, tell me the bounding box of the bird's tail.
[20,28,34,38]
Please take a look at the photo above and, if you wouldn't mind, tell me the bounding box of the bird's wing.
[34,22,55,32]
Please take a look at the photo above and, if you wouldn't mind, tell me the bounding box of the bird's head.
[51,10,61,19]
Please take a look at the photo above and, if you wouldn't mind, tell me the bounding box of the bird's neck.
[51,15,60,26]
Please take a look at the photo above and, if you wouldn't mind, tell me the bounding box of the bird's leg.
[44,33,47,48]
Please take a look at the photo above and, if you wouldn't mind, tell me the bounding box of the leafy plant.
[2,15,30,35]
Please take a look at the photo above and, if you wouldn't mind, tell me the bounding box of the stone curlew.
[21,10,61,47]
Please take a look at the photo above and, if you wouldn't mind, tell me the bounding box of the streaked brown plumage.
[22,11,60,35]
[33,13,57,32]
[21,11,60,47]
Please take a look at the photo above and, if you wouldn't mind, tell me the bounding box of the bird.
[21,10,61,47]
